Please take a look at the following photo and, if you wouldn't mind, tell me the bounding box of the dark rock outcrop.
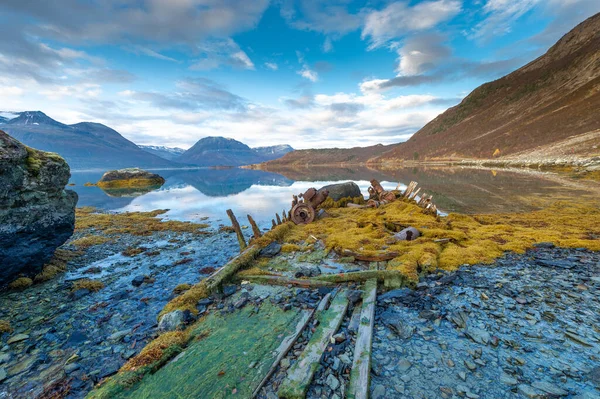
[0,130,77,286]
[97,168,165,197]
[319,181,362,201]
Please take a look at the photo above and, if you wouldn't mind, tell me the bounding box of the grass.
[97,177,165,189]
[173,284,192,294]
[75,208,210,236]
[71,235,111,248]
[24,146,65,177]
[34,248,83,283]
[122,247,145,257]
[84,182,97,187]
[72,279,105,292]
[8,277,33,290]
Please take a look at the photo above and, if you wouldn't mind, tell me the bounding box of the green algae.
[93,301,303,399]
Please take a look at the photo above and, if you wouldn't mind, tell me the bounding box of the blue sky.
[0,0,598,149]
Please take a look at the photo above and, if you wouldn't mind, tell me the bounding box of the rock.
[158,310,186,332]
[96,168,165,196]
[518,384,542,398]
[0,131,77,286]
[222,285,237,298]
[7,333,29,344]
[332,333,346,343]
[347,289,363,304]
[0,367,5,382]
[326,374,340,390]
[64,362,80,374]
[398,358,412,372]
[379,288,411,301]
[531,381,568,396]
[131,275,146,287]
[108,330,130,342]
[319,182,362,201]
[500,373,518,385]
[294,264,321,278]
[372,383,386,399]
[465,327,490,345]
[394,227,420,241]
[458,372,467,381]
[588,366,600,388]
[259,242,281,258]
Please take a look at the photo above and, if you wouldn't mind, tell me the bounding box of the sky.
[0,0,598,150]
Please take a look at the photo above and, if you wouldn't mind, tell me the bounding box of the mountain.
[1,112,175,170]
[377,13,600,162]
[177,137,292,166]
[139,145,186,161]
[259,143,396,167]
[252,144,294,161]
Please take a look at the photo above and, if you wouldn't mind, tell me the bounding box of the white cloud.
[0,86,24,96]
[190,38,255,71]
[471,0,541,41]
[362,0,461,48]
[298,66,319,82]
[265,62,278,70]
[322,37,333,53]
[396,34,452,76]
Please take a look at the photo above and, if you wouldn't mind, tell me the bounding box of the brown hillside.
[260,143,396,167]
[377,13,600,161]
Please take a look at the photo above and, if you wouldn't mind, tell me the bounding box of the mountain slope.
[252,144,294,161]
[260,143,396,167]
[377,13,600,161]
[139,145,186,161]
[177,137,267,166]
[1,112,175,169]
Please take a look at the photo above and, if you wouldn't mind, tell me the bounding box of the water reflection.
[69,165,599,227]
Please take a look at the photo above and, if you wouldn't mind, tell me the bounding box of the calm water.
[69,166,599,228]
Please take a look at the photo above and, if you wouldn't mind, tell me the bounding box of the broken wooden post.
[247,214,262,239]
[347,279,377,399]
[276,213,282,225]
[272,219,277,229]
[278,290,349,399]
[227,209,247,251]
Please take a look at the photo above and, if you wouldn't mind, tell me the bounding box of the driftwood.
[247,214,262,239]
[314,270,407,285]
[240,275,335,288]
[347,279,377,399]
[227,209,247,251]
[276,213,282,225]
[278,291,349,399]
[336,248,399,262]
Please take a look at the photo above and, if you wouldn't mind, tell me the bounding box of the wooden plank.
[241,275,335,288]
[247,214,262,239]
[313,270,407,286]
[347,279,377,399]
[227,209,247,251]
[252,309,314,398]
[277,290,349,399]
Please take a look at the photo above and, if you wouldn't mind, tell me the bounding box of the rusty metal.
[290,187,329,225]
[368,179,396,203]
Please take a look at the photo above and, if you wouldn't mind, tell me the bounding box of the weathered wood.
[247,214,262,239]
[314,270,407,286]
[347,203,368,209]
[272,219,277,229]
[336,248,399,262]
[276,213,282,225]
[252,309,314,398]
[241,275,335,288]
[283,209,288,223]
[227,209,247,251]
[278,290,349,399]
[347,279,377,399]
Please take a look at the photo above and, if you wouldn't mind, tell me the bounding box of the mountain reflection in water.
[69,166,599,227]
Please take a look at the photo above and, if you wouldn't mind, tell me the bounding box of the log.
[313,270,407,286]
[336,248,399,262]
[347,279,377,399]
[240,275,335,288]
[278,291,349,399]
[247,214,262,239]
[227,209,247,251]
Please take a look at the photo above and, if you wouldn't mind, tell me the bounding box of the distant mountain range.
[0,112,293,169]
[138,145,186,161]
[176,137,293,167]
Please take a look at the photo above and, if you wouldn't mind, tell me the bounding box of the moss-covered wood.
[313,270,409,287]
[347,279,377,399]
[277,290,349,399]
[240,275,335,288]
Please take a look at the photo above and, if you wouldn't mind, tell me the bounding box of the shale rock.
[0,130,77,286]
[319,181,362,201]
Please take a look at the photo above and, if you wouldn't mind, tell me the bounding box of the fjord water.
[69,166,599,225]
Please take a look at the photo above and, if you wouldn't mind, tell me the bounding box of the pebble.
[7,334,29,344]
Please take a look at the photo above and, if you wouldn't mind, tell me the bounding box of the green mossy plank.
[347,279,377,399]
[112,302,304,399]
[277,290,349,399]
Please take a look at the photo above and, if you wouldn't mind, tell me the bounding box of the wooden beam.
[227,209,247,251]
[276,213,282,225]
[347,279,377,399]
[247,214,262,239]
[277,290,349,399]
[240,275,335,288]
[336,248,399,262]
[313,270,407,287]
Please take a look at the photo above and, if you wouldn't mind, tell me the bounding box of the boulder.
[394,227,420,241]
[0,130,77,287]
[318,182,362,201]
[97,168,165,191]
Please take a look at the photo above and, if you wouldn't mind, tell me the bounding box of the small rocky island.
[97,168,165,197]
[0,130,77,287]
